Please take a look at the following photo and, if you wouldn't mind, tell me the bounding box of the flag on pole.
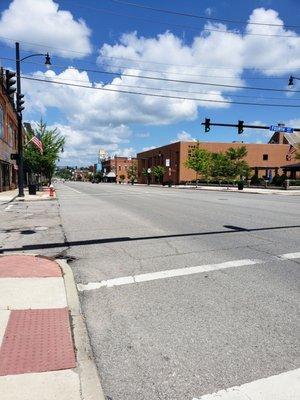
[31,135,43,154]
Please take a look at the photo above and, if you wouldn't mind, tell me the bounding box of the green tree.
[55,168,72,180]
[210,152,233,183]
[127,162,138,184]
[152,165,166,184]
[185,145,212,183]
[225,146,250,179]
[24,120,65,184]
[119,174,126,183]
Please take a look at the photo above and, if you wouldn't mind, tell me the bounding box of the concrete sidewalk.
[0,254,104,400]
[0,188,56,204]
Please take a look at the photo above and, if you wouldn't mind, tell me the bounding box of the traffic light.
[17,93,25,113]
[5,70,16,101]
[288,76,294,86]
[238,120,244,134]
[204,118,211,132]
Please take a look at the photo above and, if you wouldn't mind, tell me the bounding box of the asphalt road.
[56,182,300,400]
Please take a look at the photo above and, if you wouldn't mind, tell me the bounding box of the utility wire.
[0,56,286,81]
[0,38,297,72]
[20,75,300,107]
[3,56,298,93]
[17,71,300,101]
[58,1,299,38]
[108,0,300,28]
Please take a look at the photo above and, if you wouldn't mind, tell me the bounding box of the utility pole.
[15,42,24,197]
[14,42,51,197]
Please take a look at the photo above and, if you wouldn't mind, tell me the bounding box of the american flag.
[31,135,43,154]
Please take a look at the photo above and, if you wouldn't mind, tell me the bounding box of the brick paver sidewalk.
[0,255,80,400]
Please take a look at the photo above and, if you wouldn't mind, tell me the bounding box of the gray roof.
[284,132,300,146]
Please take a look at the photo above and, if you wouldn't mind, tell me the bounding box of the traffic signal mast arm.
[201,119,300,134]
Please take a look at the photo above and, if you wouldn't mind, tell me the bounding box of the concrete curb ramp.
[0,254,105,400]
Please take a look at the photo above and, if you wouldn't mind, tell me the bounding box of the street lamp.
[288,76,300,86]
[15,42,51,197]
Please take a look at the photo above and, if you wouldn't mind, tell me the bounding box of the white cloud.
[205,8,213,16]
[20,7,300,164]
[136,132,150,138]
[172,131,196,142]
[0,0,92,58]
[142,146,156,152]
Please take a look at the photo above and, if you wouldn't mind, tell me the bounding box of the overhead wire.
[108,0,300,28]
[20,74,300,108]
[0,55,288,81]
[57,1,300,38]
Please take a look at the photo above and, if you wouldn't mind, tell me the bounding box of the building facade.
[102,156,137,183]
[137,137,299,185]
[0,69,18,192]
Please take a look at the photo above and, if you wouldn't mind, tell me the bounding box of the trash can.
[237,181,244,190]
[28,184,37,195]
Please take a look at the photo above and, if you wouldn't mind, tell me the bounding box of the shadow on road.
[1,224,300,253]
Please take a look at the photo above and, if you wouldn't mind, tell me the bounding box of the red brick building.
[137,134,299,185]
[0,68,18,192]
[102,156,137,183]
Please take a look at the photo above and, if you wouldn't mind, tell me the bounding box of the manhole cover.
[35,226,48,231]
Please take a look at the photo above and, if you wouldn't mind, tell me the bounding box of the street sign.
[269,125,293,133]
[165,159,170,167]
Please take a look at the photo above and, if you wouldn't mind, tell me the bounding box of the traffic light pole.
[16,42,24,197]
[202,119,300,134]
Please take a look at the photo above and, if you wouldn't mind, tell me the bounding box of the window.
[8,124,14,147]
[263,154,268,161]
[0,105,4,139]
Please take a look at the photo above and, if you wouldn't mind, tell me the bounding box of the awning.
[105,171,116,178]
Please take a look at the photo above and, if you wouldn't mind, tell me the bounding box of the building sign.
[269,125,293,133]
[165,159,170,167]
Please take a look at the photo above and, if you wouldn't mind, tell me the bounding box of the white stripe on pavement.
[279,252,300,260]
[63,185,83,194]
[77,259,261,291]
[4,204,14,211]
[193,368,300,400]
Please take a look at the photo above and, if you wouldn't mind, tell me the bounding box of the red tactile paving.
[0,255,61,277]
[0,308,76,376]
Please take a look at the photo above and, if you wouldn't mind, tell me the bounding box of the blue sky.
[0,0,300,165]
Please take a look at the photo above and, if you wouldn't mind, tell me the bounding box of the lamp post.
[15,42,51,197]
[288,76,300,86]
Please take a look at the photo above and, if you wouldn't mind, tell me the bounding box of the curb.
[57,259,105,400]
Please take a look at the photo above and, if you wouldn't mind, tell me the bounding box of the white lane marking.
[77,259,261,291]
[279,252,300,260]
[4,204,14,211]
[63,185,83,194]
[0,310,10,346]
[193,368,300,400]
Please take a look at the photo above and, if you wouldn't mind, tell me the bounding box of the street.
[53,182,300,399]
[1,182,299,399]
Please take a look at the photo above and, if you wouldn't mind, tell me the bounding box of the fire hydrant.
[49,185,55,197]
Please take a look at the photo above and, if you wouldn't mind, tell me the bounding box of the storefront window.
[8,123,13,146]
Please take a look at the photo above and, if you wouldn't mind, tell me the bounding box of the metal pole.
[16,42,24,197]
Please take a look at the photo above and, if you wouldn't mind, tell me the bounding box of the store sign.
[165,159,170,167]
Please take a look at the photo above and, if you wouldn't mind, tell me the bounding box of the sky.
[0,0,300,166]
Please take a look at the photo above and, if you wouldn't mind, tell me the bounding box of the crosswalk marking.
[193,368,300,399]
[77,251,300,292]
